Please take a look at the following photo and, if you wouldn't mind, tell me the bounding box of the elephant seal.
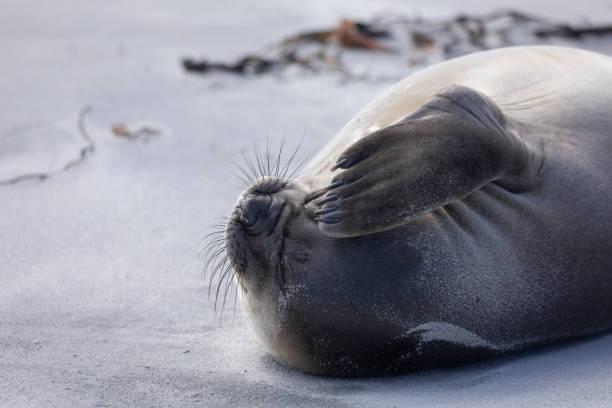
[218,46,612,377]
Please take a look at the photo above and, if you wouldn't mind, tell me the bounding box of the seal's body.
[222,46,612,376]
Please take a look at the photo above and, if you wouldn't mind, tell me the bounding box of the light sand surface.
[2,1,612,406]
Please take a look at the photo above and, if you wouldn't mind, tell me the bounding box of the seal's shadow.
[259,329,612,394]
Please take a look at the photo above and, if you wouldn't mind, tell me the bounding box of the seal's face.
[224,177,316,296]
[224,177,423,375]
[224,177,323,370]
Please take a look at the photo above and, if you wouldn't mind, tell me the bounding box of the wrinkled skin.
[222,47,612,377]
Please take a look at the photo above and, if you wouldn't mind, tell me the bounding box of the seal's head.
[218,172,426,377]
[223,176,322,366]
[224,176,313,299]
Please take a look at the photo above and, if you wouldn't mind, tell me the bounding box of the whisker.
[214,263,233,313]
[208,259,226,297]
[273,137,286,179]
[242,152,259,183]
[206,259,226,294]
[203,241,226,263]
[201,223,226,237]
[203,229,225,238]
[280,137,303,180]
[221,268,237,319]
[232,162,255,186]
[253,142,266,180]
[202,245,224,272]
[287,148,315,180]
[203,237,225,253]
[265,135,272,181]
[200,232,225,252]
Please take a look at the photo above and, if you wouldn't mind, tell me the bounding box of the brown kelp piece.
[182,11,612,80]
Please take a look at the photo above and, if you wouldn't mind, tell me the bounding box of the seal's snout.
[237,194,271,227]
[224,178,305,287]
[236,192,286,236]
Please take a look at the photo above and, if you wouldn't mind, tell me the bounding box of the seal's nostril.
[236,208,248,225]
[239,194,272,227]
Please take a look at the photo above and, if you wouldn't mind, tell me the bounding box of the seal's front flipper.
[316,85,540,238]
